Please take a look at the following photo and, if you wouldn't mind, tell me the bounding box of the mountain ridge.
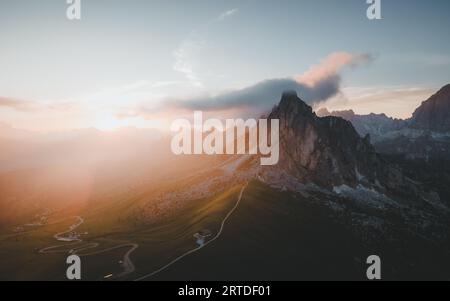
[317,83,450,138]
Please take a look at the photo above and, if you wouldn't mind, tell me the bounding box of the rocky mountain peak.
[434,83,450,99]
[262,91,388,189]
[410,84,450,132]
[276,91,314,117]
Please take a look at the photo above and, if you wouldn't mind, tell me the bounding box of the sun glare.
[91,113,168,132]
[93,114,125,131]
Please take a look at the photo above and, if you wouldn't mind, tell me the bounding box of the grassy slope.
[0,184,242,280]
[150,181,450,281]
[2,178,449,280]
[150,181,366,280]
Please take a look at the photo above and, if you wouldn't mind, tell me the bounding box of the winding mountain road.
[53,216,84,242]
[38,216,139,278]
[39,183,247,280]
[134,183,248,281]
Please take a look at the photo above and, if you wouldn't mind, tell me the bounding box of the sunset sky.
[1,0,450,131]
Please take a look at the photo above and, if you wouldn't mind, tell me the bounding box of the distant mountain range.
[317,84,450,159]
[315,108,404,142]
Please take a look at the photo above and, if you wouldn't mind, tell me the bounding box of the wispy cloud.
[0,97,37,111]
[217,8,239,21]
[173,33,206,87]
[0,96,81,113]
[172,8,239,87]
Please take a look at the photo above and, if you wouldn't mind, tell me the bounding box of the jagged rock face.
[265,91,384,188]
[410,84,450,132]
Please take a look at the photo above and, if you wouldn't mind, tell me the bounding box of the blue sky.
[0,0,449,130]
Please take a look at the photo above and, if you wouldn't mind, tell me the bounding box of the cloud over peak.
[161,52,375,117]
[296,52,375,87]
